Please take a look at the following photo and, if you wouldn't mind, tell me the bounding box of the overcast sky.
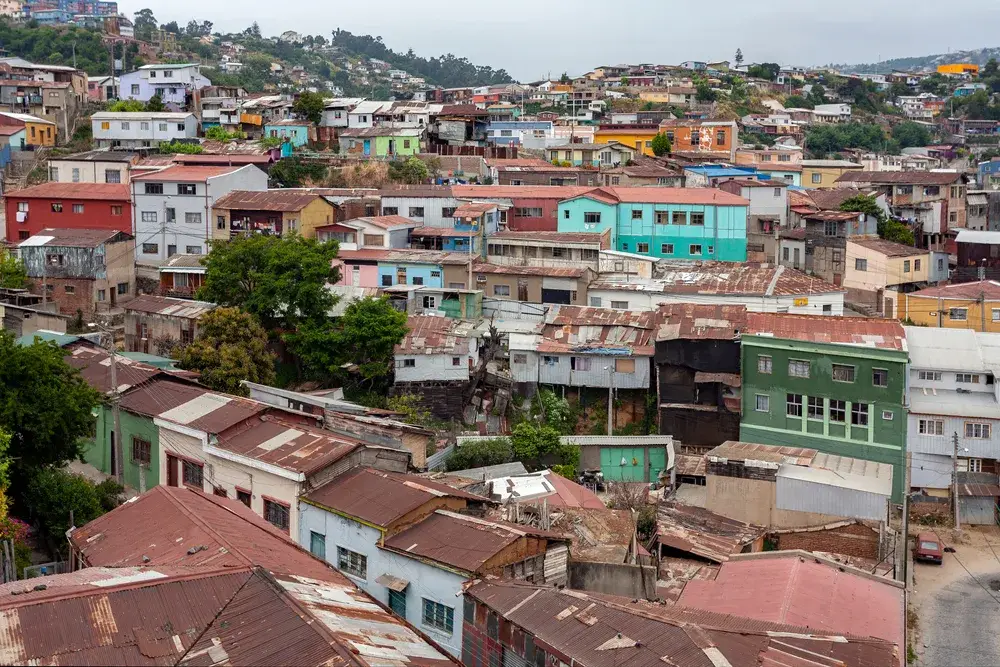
[123,0,1000,81]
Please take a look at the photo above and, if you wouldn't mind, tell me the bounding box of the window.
[823,304,832,313]
[185,246,202,254]
[120,122,130,131]
[829,399,846,422]
[111,205,123,216]
[176,123,185,131]
[788,359,810,378]
[337,547,367,578]
[855,258,867,271]
[398,358,416,368]
[851,403,869,427]
[882,410,894,421]
[615,358,635,373]
[572,357,592,371]
[949,308,968,321]
[51,202,63,213]
[689,244,703,255]
[914,259,921,271]
[309,532,326,560]
[131,437,151,466]
[923,186,940,196]
[782,247,790,261]
[164,208,177,223]
[965,422,992,439]
[631,209,643,220]
[621,244,628,251]
[636,242,649,253]
[542,356,559,366]
[140,121,150,131]
[918,419,944,435]
[716,129,726,145]
[167,245,176,257]
[382,206,399,215]
[918,371,943,381]
[690,130,701,144]
[872,369,888,387]
[672,211,686,225]
[451,356,461,367]
[422,599,454,634]
[130,84,139,95]
[584,212,601,224]
[182,460,203,487]
[177,183,197,195]
[100,121,110,130]
[968,458,984,473]
[16,201,28,212]
[610,300,629,309]
[832,364,855,383]
[158,123,168,131]
[811,173,822,184]
[779,154,791,162]
[824,221,838,237]
[493,284,510,296]
[64,285,75,294]
[903,260,911,273]
[70,167,80,183]
[117,282,128,296]
[17,231,27,240]
[45,253,63,266]
[421,295,437,310]
[807,396,824,419]
[758,355,772,374]
[755,394,770,412]
[236,489,251,507]
[690,212,705,226]
[142,243,158,254]
[141,211,157,223]
[957,373,980,384]
[144,183,164,195]
[832,250,842,264]
[786,394,803,417]
[500,130,513,137]
[589,297,602,307]
[97,289,106,301]
[185,212,202,224]
[264,498,290,532]
[512,353,527,364]
[409,207,424,217]
[72,204,84,214]
[661,243,674,255]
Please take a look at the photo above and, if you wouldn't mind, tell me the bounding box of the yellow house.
[801,159,863,188]
[0,112,57,147]
[211,189,338,241]
[594,126,662,157]
[937,63,979,77]
[845,238,930,315]
[898,280,1000,332]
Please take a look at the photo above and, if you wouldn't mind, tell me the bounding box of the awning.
[958,483,1000,497]
[968,194,989,207]
[375,574,410,592]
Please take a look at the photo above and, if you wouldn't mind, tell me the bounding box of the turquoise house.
[557,187,749,261]
[265,119,312,157]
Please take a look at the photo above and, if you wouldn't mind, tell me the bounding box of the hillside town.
[2,6,1000,667]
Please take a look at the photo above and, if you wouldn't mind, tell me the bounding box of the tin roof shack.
[486,230,609,272]
[66,486,457,667]
[955,229,1000,283]
[394,315,480,419]
[384,285,483,320]
[157,253,206,298]
[17,228,135,318]
[655,499,765,563]
[654,303,747,449]
[123,295,215,354]
[0,288,68,336]
[588,261,845,316]
[704,441,893,528]
[472,263,592,305]
[560,434,675,484]
[244,380,437,470]
[678,552,904,662]
[212,188,338,240]
[300,469,567,659]
[739,313,909,502]
[462,579,899,667]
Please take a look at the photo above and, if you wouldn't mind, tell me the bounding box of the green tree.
[145,94,165,112]
[0,249,26,288]
[23,468,106,554]
[650,132,671,156]
[807,84,827,106]
[445,438,514,471]
[784,94,814,109]
[747,62,780,81]
[695,78,717,102]
[388,156,430,184]
[919,74,948,96]
[133,8,157,41]
[511,422,561,463]
[177,307,276,396]
[734,48,743,68]
[889,81,910,105]
[892,121,932,149]
[293,91,325,125]
[158,141,203,154]
[108,99,146,111]
[269,157,327,187]
[0,333,101,474]
[840,195,915,246]
[559,72,571,84]
[197,234,339,332]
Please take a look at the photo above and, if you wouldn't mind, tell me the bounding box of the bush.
[636,505,657,541]
[445,438,514,471]
[159,141,203,154]
[23,468,107,554]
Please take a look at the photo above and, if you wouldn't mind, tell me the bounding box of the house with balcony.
[906,326,1000,524]
[91,111,198,149]
[118,63,211,110]
[131,164,269,260]
[212,189,337,241]
[557,186,750,261]
[157,254,206,298]
[486,230,608,271]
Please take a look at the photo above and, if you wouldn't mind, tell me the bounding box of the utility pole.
[953,430,961,529]
[606,365,615,435]
[93,322,124,486]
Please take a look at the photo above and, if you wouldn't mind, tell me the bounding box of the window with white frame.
[918,371,942,381]
[610,301,629,309]
[993,309,1000,322]
[755,394,769,412]
[965,422,992,439]
[572,357,592,371]
[758,355,772,374]
[851,403,869,427]
[832,364,855,382]
[829,399,846,422]
[882,410,893,420]
[957,373,980,384]
[918,419,944,435]
[786,393,803,417]
[185,212,202,224]
[493,285,510,297]
[141,211,157,222]
[807,396,824,419]
[337,547,367,578]
[968,458,984,473]
[788,359,810,378]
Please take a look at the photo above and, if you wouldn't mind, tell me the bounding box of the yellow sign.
[793,298,809,307]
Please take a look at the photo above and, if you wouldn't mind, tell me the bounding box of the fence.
[426,444,455,471]
[483,297,546,322]
[23,560,70,580]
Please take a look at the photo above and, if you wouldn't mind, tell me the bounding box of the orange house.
[659,120,738,160]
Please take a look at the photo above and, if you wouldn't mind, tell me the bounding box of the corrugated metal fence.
[483,298,546,322]
[426,444,455,471]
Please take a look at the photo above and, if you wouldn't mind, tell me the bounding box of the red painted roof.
[544,472,606,509]
[7,182,130,201]
[679,555,904,654]
[131,165,251,182]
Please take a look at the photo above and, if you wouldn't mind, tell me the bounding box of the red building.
[6,182,132,242]
[452,185,596,232]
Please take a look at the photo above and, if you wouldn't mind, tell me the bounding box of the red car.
[915,532,944,564]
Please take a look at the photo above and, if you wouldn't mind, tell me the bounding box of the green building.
[739,314,909,502]
[89,402,161,491]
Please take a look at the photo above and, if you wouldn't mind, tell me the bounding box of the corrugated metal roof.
[958,483,1000,497]
[956,229,1000,245]
[7,182,130,201]
[68,487,456,666]
[212,189,322,212]
[453,202,497,218]
[655,303,749,341]
[472,262,587,278]
[707,441,817,466]
[65,341,164,395]
[17,228,129,248]
[132,165,250,182]
[656,500,764,563]
[490,231,604,245]
[397,315,477,354]
[345,215,419,230]
[537,305,656,356]
[836,170,963,185]
[850,238,925,257]
[410,226,476,237]
[485,471,606,510]
[303,467,488,527]
[907,279,1000,300]
[452,185,595,200]
[745,313,907,351]
[123,295,216,318]
[338,249,472,266]
[905,326,1000,373]
[159,254,207,271]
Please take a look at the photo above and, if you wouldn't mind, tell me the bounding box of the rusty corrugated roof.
[593,262,842,298]
[7,182,131,201]
[132,165,250,182]
[836,170,963,185]
[472,262,587,278]
[744,313,907,351]
[397,315,477,354]
[21,228,130,248]
[64,341,163,395]
[656,500,765,563]
[850,237,924,257]
[907,280,1000,300]
[490,231,604,244]
[212,189,322,211]
[654,303,748,341]
[303,467,489,528]
[68,487,457,666]
[410,226,476,237]
[338,248,472,265]
[538,305,656,356]
[123,295,215,318]
[706,441,816,466]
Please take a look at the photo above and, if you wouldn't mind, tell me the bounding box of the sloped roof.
[850,237,925,257]
[905,280,1000,300]
[592,262,842,297]
[119,378,266,434]
[131,165,250,182]
[656,500,765,563]
[744,313,907,351]
[538,305,656,356]
[212,189,322,211]
[123,295,215,319]
[18,228,130,248]
[836,170,963,185]
[345,215,419,230]
[7,182,130,201]
[655,303,749,341]
[397,315,476,354]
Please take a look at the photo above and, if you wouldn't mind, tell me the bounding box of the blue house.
[978,159,1000,189]
[409,201,500,256]
[264,119,311,157]
[557,187,749,261]
[683,165,762,188]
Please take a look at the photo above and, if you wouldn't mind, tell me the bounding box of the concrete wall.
[567,560,657,601]
[50,159,134,184]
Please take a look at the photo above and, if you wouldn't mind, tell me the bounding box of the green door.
[601,447,645,482]
[648,448,666,484]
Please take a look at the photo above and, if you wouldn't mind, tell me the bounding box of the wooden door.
[166,454,178,487]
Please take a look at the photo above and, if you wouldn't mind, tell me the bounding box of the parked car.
[914,532,943,564]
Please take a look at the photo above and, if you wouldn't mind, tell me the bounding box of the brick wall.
[43,277,97,317]
[774,522,879,559]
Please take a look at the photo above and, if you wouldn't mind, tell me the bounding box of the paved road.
[914,540,1000,667]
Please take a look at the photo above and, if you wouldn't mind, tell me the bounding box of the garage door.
[601,447,645,482]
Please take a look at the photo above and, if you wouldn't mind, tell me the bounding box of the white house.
[131,164,268,260]
[91,111,198,149]
[905,326,1000,523]
[394,315,479,384]
[317,215,417,250]
[118,63,211,109]
[348,100,392,129]
[379,190,465,228]
[320,97,364,128]
[47,150,138,184]
[812,103,852,123]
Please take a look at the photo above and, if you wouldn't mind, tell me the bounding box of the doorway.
[166,454,178,487]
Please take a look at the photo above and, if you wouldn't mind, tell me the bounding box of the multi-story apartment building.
[118,63,211,110]
[91,111,199,149]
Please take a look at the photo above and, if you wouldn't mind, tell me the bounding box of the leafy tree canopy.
[269,156,327,187]
[388,156,430,184]
[197,234,339,331]
[23,468,115,554]
[177,307,276,396]
[891,121,932,149]
[650,132,672,157]
[0,249,26,289]
[293,91,326,125]
[747,62,780,81]
[446,438,514,471]
[805,122,895,156]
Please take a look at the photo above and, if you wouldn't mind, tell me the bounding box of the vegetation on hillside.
[0,19,141,74]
